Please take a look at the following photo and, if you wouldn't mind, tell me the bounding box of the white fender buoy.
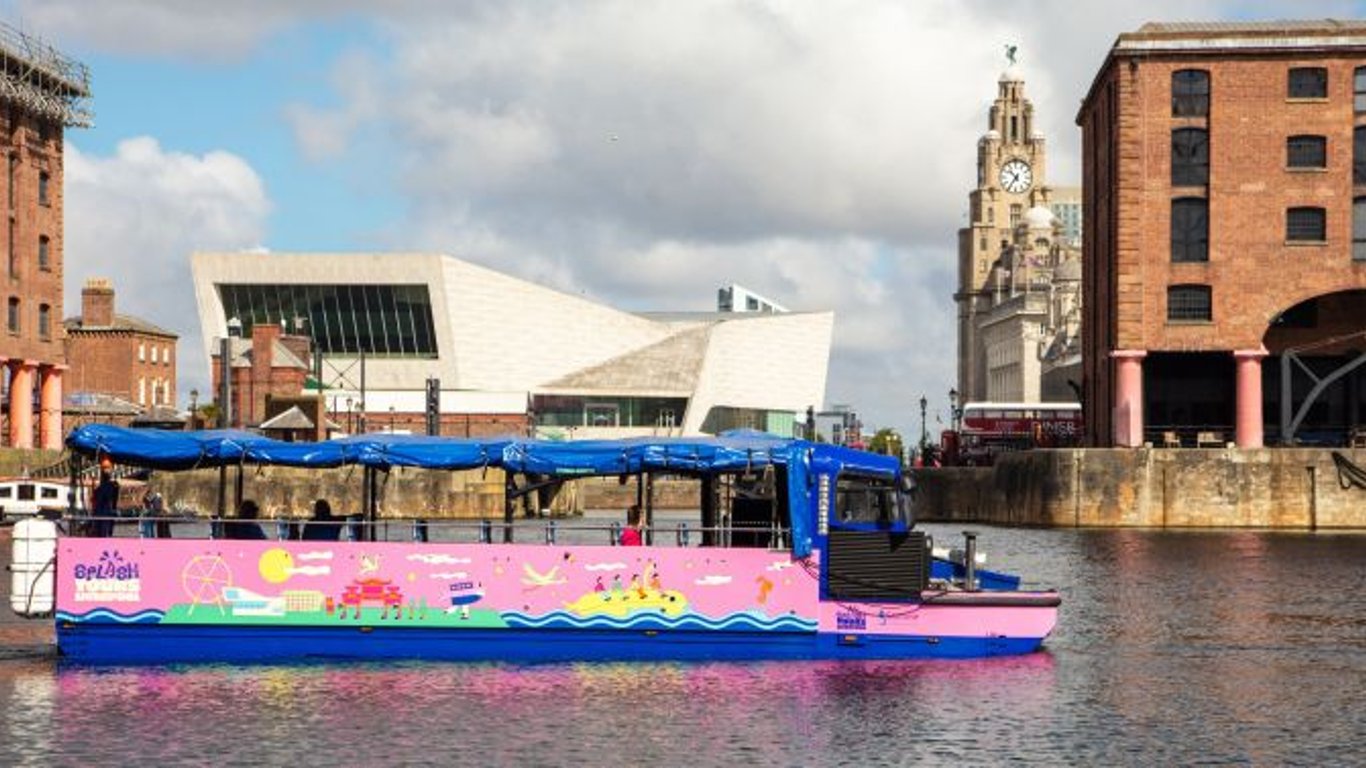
[9,517,57,617]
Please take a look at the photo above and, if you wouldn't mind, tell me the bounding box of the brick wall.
[0,113,65,366]
[1080,44,1366,445]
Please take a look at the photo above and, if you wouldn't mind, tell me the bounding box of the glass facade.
[216,283,439,358]
[700,406,798,437]
[533,395,688,429]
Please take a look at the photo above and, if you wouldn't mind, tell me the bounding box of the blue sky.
[6,0,1361,438]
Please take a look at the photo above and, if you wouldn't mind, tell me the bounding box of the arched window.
[1287,135,1327,169]
[37,235,50,270]
[1172,128,1209,186]
[1168,285,1212,322]
[1172,70,1210,117]
[1287,207,1326,242]
[1172,198,1209,262]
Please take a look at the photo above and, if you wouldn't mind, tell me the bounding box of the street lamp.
[919,395,928,449]
[189,388,199,428]
[949,387,960,432]
[389,405,396,433]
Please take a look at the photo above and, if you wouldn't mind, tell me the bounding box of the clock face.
[999,159,1033,194]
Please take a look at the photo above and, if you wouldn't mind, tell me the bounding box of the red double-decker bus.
[950,402,1082,465]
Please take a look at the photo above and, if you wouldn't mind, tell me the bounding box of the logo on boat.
[835,610,866,631]
[72,549,142,602]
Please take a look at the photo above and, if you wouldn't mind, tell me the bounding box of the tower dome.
[999,65,1023,83]
[1024,205,1055,230]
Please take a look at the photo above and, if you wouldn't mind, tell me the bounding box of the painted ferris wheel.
[181,555,233,615]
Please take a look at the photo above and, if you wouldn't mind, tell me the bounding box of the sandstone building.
[956,60,1083,405]
[0,24,90,449]
[1079,21,1366,448]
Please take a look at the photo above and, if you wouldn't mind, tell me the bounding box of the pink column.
[1111,350,1147,448]
[8,359,35,449]
[1233,348,1267,449]
[38,363,66,451]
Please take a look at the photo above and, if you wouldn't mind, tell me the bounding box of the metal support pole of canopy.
[503,473,515,543]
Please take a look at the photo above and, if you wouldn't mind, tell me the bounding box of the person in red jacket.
[619,504,643,546]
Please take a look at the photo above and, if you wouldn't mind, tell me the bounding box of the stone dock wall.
[914,448,1366,529]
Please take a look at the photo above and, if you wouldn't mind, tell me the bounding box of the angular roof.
[259,405,316,430]
[65,312,177,338]
[220,337,309,371]
[540,325,711,395]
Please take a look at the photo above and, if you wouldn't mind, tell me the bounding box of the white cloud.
[37,0,1365,435]
[64,138,270,401]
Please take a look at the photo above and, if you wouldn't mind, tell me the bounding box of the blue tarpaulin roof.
[66,425,901,557]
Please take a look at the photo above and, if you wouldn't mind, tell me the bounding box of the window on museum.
[1172,128,1209,186]
[1288,67,1328,99]
[1168,285,1212,322]
[38,171,50,206]
[216,283,439,358]
[1354,197,1366,260]
[38,303,49,339]
[138,377,146,406]
[37,235,49,270]
[138,343,145,362]
[1287,135,1327,169]
[1172,70,1210,117]
[1010,204,1022,228]
[7,297,18,334]
[1356,127,1366,185]
[1287,207,1327,242]
[150,345,158,364]
[1171,198,1209,263]
[1357,67,1366,112]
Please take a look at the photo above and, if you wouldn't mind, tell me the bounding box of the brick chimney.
[251,323,280,378]
[81,278,115,327]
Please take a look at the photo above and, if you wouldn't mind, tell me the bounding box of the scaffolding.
[0,21,92,128]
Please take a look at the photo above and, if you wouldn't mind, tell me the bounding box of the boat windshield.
[833,474,905,528]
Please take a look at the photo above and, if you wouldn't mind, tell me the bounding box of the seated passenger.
[302,498,340,541]
[619,504,643,546]
[224,499,268,540]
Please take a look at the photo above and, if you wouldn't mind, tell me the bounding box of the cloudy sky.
[6,0,1358,436]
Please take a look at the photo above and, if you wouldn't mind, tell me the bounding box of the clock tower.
[956,59,1053,402]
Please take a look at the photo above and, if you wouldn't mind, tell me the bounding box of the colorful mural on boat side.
[55,539,821,633]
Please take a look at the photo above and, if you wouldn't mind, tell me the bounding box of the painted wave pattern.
[500,609,817,633]
[56,609,166,625]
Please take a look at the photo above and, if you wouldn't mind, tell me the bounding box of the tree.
[868,428,903,460]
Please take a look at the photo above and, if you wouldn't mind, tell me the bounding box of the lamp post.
[189,389,199,429]
[389,405,396,433]
[949,387,960,432]
[919,395,928,450]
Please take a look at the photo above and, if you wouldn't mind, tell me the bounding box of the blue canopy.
[65,424,352,470]
[66,425,901,557]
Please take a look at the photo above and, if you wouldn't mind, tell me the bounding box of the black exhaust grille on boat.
[825,530,929,600]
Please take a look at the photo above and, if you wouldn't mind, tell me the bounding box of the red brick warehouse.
[0,25,90,449]
[1078,21,1366,449]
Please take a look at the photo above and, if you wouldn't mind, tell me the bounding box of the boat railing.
[56,513,792,550]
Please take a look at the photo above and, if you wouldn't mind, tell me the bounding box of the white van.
[0,479,72,520]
